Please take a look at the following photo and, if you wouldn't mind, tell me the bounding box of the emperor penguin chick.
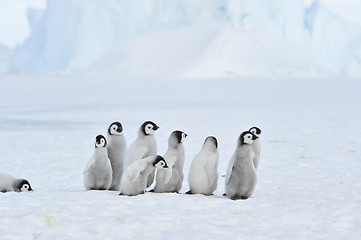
[153,130,187,193]
[186,136,219,196]
[107,122,127,191]
[225,131,258,200]
[124,121,159,188]
[83,135,113,190]
[120,155,168,196]
[249,127,262,170]
[0,173,33,193]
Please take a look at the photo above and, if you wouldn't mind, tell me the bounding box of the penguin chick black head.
[249,127,262,137]
[95,135,107,148]
[153,155,168,168]
[108,122,123,136]
[203,136,218,150]
[16,179,33,192]
[170,130,187,145]
[141,121,159,135]
[239,131,258,145]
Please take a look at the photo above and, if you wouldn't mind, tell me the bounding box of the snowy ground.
[0,74,361,239]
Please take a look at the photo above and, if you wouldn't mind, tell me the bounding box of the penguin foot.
[148,189,155,192]
[230,195,248,200]
[185,190,193,195]
[222,193,227,196]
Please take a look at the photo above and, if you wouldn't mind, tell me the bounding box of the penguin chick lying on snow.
[0,173,33,193]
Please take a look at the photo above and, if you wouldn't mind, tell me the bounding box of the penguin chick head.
[169,130,187,146]
[249,127,262,137]
[108,122,123,136]
[95,135,107,148]
[153,155,169,169]
[18,179,33,192]
[203,136,218,151]
[240,131,258,145]
[141,121,159,135]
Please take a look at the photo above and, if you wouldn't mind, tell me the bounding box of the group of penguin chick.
[83,120,262,200]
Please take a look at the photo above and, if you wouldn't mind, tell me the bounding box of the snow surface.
[7,0,361,77]
[1,74,361,239]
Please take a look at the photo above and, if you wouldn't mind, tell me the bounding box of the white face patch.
[180,133,186,143]
[110,124,122,136]
[20,184,30,192]
[243,133,254,144]
[96,138,106,148]
[154,160,167,169]
[144,124,155,135]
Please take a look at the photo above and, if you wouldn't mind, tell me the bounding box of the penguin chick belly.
[232,161,256,197]
[91,162,112,188]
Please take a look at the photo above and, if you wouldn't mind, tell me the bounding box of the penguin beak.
[164,165,169,168]
[154,125,159,131]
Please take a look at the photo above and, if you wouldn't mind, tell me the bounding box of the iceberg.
[8,0,361,77]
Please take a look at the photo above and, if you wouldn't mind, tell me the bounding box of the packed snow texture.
[7,0,361,77]
[1,74,361,239]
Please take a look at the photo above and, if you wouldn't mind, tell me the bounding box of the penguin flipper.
[225,156,236,184]
[83,156,95,174]
[130,160,147,182]
[164,155,177,168]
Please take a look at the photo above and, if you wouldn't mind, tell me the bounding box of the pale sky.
[0,0,46,48]
[0,0,360,49]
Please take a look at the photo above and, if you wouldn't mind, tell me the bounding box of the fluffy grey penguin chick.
[120,155,168,196]
[0,173,33,193]
[249,126,262,170]
[153,130,187,193]
[186,136,219,196]
[107,122,127,191]
[83,135,113,190]
[124,121,159,188]
[225,131,258,200]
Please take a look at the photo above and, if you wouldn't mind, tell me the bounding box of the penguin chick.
[249,127,262,170]
[153,131,187,193]
[0,173,33,193]
[124,121,159,188]
[120,155,168,196]
[225,131,258,200]
[83,135,113,190]
[186,136,219,196]
[107,122,127,191]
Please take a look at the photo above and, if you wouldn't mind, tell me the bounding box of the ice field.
[1,0,361,239]
[0,74,360,239]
